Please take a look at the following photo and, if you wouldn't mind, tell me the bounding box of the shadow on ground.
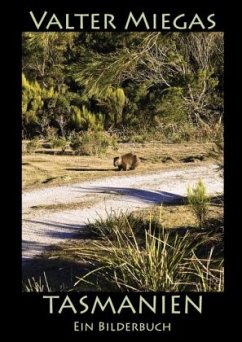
[22,253,94,292]
[22,240,109,292]
[71,186,185,204]
[23,220,89,237]
[66,167,116,172]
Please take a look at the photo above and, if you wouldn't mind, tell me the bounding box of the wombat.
[113,153,140,171]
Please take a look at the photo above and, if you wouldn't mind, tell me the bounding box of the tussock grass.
[88,211,155,239]
[184,249,224,292]
[74,210,223,292]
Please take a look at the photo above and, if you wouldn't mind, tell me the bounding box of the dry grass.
[22,141,214,190]
[22,198,223,292]
[29,199,98,212]
[113,200,223,231]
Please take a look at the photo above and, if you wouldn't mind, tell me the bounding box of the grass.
[74,228,196,292]
[30,198,98,212]
[22,141,215,190]
[24,272,51,292]
[73,208,223,292]
[186,249,224,292]
[22,197,223,292]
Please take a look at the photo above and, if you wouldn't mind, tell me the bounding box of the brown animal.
[113,153,140,171]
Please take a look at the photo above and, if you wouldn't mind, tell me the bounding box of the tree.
[22,32,77,87]
[72,32,223,126]
[22,32,224,138]
[22,73,54,137]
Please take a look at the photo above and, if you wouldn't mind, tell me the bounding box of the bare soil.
[22,163,223,264]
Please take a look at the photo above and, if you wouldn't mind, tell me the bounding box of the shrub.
[187,180,210,228]
[26,138,40,154]
[46,127,58,141]
[49,137,68,153]
[208,123,224,174]
[70,130,117,155]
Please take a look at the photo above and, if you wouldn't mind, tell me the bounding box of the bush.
[161,123,197,143]
[208,123,224,173]
[187,180,210,228]
[26,138,40,154]
[115,124,201,144]
[70,130,118,155]
[49,137,68,153]
[46,127,58,141]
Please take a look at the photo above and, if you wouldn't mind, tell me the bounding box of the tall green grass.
[74,211,223,292]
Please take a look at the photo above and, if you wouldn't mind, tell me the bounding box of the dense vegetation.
[22,32,223,143]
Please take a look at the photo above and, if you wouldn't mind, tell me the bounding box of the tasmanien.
[43,295,203,315]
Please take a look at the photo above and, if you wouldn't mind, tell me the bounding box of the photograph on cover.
[22,32,224,292]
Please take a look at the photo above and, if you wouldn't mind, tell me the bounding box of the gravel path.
[22,164,223,263]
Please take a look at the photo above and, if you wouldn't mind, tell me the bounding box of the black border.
[11,0,238,340]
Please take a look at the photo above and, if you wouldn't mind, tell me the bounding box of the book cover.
[18,0,232,340]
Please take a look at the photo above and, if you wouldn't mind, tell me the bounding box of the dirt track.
[22,163,223,263]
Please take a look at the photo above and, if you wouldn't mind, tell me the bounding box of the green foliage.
[49,137,68,153]
[22,32,77,86]
[115,123,200,144]
[82,106,104,131]
[88,211,150,238]
[71,106,82,129]
[22,73,56,137]
[70,105,105,131]
[183,69,221,125]
[187,180,210,228]
[102,87,126,127]
[22,32,224,140]
[160,122,197,143]
[70,130,117,155]
[156,87,187,123]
